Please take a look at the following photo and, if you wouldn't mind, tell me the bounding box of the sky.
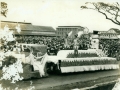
[1,0,120,32]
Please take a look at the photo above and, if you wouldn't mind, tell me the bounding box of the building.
[90,29,120,49]
[98,29,118,39]
[91,29,120,40]
[56,26,85,38]
[1,21,56,37]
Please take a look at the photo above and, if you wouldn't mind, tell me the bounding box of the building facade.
[56,26,85,38]
[90,29,119,49]
[1,21,56,37]
[98,29,118,40]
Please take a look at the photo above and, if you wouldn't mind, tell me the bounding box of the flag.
[77,31,83,37]
[16,24,21,33]
[68,31,72,37]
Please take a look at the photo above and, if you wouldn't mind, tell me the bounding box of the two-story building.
[56,26,85,38]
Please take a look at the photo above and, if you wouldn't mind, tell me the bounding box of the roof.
[1,21,31,24]
[57,26,84,29]
[109,28,120,34]
[14,31,56,36]
[1,21,56,32]
[97,28,120,35]
[58,26,84,27]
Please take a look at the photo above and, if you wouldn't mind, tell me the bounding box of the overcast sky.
[1,0,120,31]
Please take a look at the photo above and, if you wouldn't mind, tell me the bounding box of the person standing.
[73,34,79,57]
[64,34,69,50]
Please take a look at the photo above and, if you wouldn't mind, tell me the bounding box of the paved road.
[26,68,120,89]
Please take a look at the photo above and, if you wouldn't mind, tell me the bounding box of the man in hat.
[73,34,79,57]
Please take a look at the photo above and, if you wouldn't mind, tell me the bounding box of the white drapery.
[61,64,119,73]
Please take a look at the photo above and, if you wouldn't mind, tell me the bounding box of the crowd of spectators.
[0,40,23,53]
[1,34,120,59]
[15,35,90,55]
[16,36,52,45]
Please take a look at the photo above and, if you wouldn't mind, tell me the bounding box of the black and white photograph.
[1,0,120,90]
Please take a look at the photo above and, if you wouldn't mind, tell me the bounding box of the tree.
[1,2,8,17]
[80,2,120,25]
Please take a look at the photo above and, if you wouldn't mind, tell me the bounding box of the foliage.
[0,56,23,83]
[99,39,120,59]
[2,56,17,67]
[81,2,120,25]
[1,2,8,17]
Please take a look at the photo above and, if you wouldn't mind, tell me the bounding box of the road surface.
[22,68,120,89]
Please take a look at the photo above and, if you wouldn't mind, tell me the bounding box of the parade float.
[19,45,119,78]
[0,25,119,80]
[38,32,119,74]
[46,49,119,73]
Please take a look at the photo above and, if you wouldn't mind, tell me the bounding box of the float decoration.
[0,25,24,83]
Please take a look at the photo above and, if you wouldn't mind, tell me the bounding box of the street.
[25,67,120,89]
